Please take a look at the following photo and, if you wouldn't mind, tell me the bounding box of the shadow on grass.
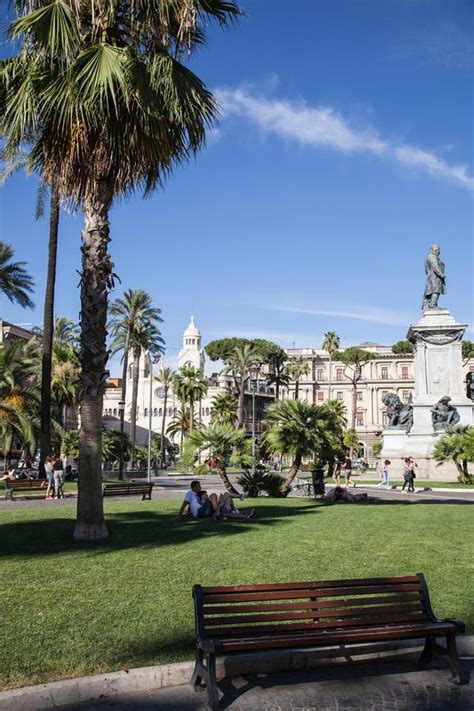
[0,502,320,558]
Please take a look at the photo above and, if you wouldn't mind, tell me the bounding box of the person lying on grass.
[324,486,369,503]
[178,480,254,520]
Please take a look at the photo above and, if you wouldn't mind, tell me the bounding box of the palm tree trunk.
[160,385,168,467]
[74,180,113,541]
[129,345,141,467]
[280,452,302,495]
[189,394,194,433]
[237,377,245,428]
[118,330,130,480]
[218,466,239,495]
[294,380,299,400]
[39,188,60,473]
[328,354,332,400]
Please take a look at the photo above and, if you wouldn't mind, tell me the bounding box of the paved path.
[57,658,474,710]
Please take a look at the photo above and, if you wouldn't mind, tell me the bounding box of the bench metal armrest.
[442,618,465,633]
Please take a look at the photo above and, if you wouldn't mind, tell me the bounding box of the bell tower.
[178,316,205,370]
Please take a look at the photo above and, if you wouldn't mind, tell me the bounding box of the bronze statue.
[382,392,413,432]
[423,244,446,310]
[431,396,460,431]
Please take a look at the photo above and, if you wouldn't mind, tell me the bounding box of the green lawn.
[1,497,473,691]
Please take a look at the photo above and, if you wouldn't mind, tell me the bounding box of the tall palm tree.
[225,343,259,427]
[174,365,208,433]
[54,317,79,348]
[287,355,310,400]
[109,289,164,473]
[211,392,238,425]
[266,350,289,400]
[186,423,250,494]
[166,405,191,451]
[263,399,337,495]
[2,1,240,540]
[322,331,340,400]
[0,241,34,308]
[156,366,175,468]
[51,341,80,430]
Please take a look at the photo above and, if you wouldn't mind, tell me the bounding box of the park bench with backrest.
[191,573,466,710]
[4,478,45,500]
[102,481,154,500]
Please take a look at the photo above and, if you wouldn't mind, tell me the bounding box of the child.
[378,459,391,487]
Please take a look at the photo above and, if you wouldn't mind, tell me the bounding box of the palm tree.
[211,392,238,425]
[2,1,239,540]
[186,423,250,494]
[174,365,208,433]
[51,341,80,430]
[54,317,79,348]
[433,425,473,484]
[156,366,175,468]
[322,331,340,400]
[225,343,259,427]
[166,406,191,451]
[0,241,34,308]
[262,399,337,495]
[266,350,289,400]
[287,355,310,400]
[109,289,164,472]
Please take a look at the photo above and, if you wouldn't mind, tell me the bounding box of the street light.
[145,351,160,483]
[118,400,125,481]
[248,363,260,476]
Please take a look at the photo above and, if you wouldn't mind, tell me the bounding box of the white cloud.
[265,304,413,328]
[216,87,474,192]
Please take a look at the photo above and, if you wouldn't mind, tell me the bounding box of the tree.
[343,428,359,452]
[262,399,339,495]
[433,425,473,484]
[2,1,240,540]
[211,392,238,425]
[322,331,340,400]
[205,338,251,362]
[155,366,175,467]
[0,241,34,309]
[372,439,383,458]
[62,429,80,460]
[174,365,208,433]
[266,349,289,399]
[224,343,259,427]
[392,340,415,355]
[166,405,191,451]
[333,348,375,431]
[287,355,310,400]
[54,317,79,348]
[102,427,131,468]
[184,423,250,494]
[51,341,80,429]
[462,340,474,365]
[109,289,164,472]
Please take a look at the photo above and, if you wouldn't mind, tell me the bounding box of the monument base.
[380,430,465,480]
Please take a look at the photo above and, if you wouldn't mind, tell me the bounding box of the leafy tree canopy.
[205,337,285,364]
[392,340,415,354]
[462,340,474,360]
[334,347,376,366]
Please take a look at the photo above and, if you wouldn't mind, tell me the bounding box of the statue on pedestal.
[382,393,413,432]
[431,396,460,431]
[423,244,446,310]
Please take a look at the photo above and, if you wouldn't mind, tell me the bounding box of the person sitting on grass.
[179,480,253,520]
[0,466,16,481]
[324,486,368,503]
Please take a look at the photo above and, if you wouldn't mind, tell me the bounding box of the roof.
[184,315,201,338]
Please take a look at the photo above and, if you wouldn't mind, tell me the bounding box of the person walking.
[53,456,65,499]
[401,457,415,492]
[342,454,355,487]
[378,459,391,487]
[44,456,54,499]
[332,456,341,486]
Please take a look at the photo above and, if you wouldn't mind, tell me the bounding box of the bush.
[237,470,286,497]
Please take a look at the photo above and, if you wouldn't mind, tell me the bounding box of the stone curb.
[1,636,472,710]
[361,484,474,494]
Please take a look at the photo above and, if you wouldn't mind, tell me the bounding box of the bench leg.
[190,647,206,691]
[419,637,436,669]
[446,634,468,685]
[206,652,220,710]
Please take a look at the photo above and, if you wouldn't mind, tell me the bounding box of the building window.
[336,391,343,401]
[144,408,148,417]
[156,387,164,399]
[382,411,388,426]
[317,391,324,401]
[381,390,388,400]
[113,408,117,416]
[356,412,364,427]
[381,366,389,380]
[159,408,162,416]
[336,368,343,381]
[401,366,409,379]
[356,391,363,401]
[153,408,157,417]
[316,368,323,381]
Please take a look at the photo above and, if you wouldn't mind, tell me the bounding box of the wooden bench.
[191,573,466,710]
[102,481,154,500]
[4,479,46,500]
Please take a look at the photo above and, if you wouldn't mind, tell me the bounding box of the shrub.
[237,470,286,497]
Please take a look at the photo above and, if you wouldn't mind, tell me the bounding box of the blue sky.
[1,0,473,374]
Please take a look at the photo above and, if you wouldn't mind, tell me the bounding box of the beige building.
[282,344,474,460]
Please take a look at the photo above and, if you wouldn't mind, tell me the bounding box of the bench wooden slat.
[218,621,459,653]
[202,583,422,604]
[102,482,153,499]
[202,593,424,616]
[204,603,427,627]
[201,576,421,595]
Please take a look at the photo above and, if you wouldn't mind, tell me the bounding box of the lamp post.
[248,363,260,476]
[117,400,125,480]
[145,351,159,484]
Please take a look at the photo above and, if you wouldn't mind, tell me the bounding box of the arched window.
[128,364,133,379]
[159,408,163,416]
[153,408,157,417]
[206,408,210,416]
[113,408,117,416]
[144,408,148,417]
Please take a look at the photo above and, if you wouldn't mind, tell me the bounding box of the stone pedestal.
[381,308,473,479]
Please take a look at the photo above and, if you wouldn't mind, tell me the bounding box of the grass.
[1,497,473,691]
